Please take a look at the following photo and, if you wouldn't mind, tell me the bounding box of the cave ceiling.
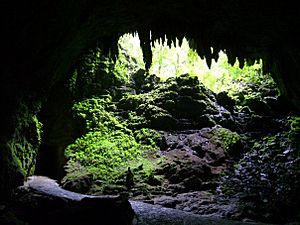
[3,0,300,109]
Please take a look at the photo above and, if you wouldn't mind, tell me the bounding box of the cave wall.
[34,81,85,180]
[1,0,300,202]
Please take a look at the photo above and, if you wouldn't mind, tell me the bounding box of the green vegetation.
[211,127,241,154]
[63,94,162,192]
[64,131,142,182]
[117,33,145,75]
[72,97,127,132]
[117,34,276,101]
[7,101,42,178]
[68,48,131,100]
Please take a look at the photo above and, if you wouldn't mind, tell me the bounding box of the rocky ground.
[129,127,241,218]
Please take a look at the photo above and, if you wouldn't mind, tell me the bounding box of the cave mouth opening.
[57,32,277,192]
[35,32,300,223]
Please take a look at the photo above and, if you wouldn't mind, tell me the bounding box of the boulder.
[4,176,134,225]
[216,91,236,112]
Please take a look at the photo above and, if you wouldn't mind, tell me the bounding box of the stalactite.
[100,35,119,61]
[189,38,205,60]
[246,57,255,66]
[178,35,184,47]
[150,31,157,47]
[111,37,119,62]
[212,46,219,62]
[226,49,236,66]
[139,30,152,71]
[238,57,245,69]
[171,35,177,47]
[206,56,212,68]
[167,35,172,48]
[204,46,212,68]
[188,38,196,49]
[161,34,166,45]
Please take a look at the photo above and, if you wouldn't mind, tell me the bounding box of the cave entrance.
[36,32,276,187]
[34,32,299,222]
[36,32,277,188]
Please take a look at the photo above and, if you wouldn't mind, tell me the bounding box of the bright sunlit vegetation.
[117,33,268,97]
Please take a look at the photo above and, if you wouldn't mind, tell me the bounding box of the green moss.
[152,90,178,105]
[73,96,129,133]
[116,73,219,129]
[118,94,149,111]
[69,47,130,100]
[127,157,165,188]
[64,130,142,183]
[134,128,162,148]
[61,161,91,186]
[64,96,164,191]
[7,102,43,177]
[141,104,177,129]
[64,72,237,193]
[32,115,43,145]
[289,117,300,138]
[126,111,148,128]
[211,127,241,153]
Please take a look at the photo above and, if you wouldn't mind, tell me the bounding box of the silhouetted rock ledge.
[0,176,282,225]
[1,176,134,225]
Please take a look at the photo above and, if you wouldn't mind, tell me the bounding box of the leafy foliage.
[7,102,43,177]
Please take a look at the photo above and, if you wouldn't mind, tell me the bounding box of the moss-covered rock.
[126,111,148,128]
[216,91,236,111]
[175,96,207,118]
[175,74,200,87]
[140,104,177,130]
[211,127,242,156]
[0,100,42,202]
[141,74,161,93]
[117,73,223,130]
[245,97,272,116]
[118,94,148,111]
[196,114,217,128]
[134,128,162,148]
